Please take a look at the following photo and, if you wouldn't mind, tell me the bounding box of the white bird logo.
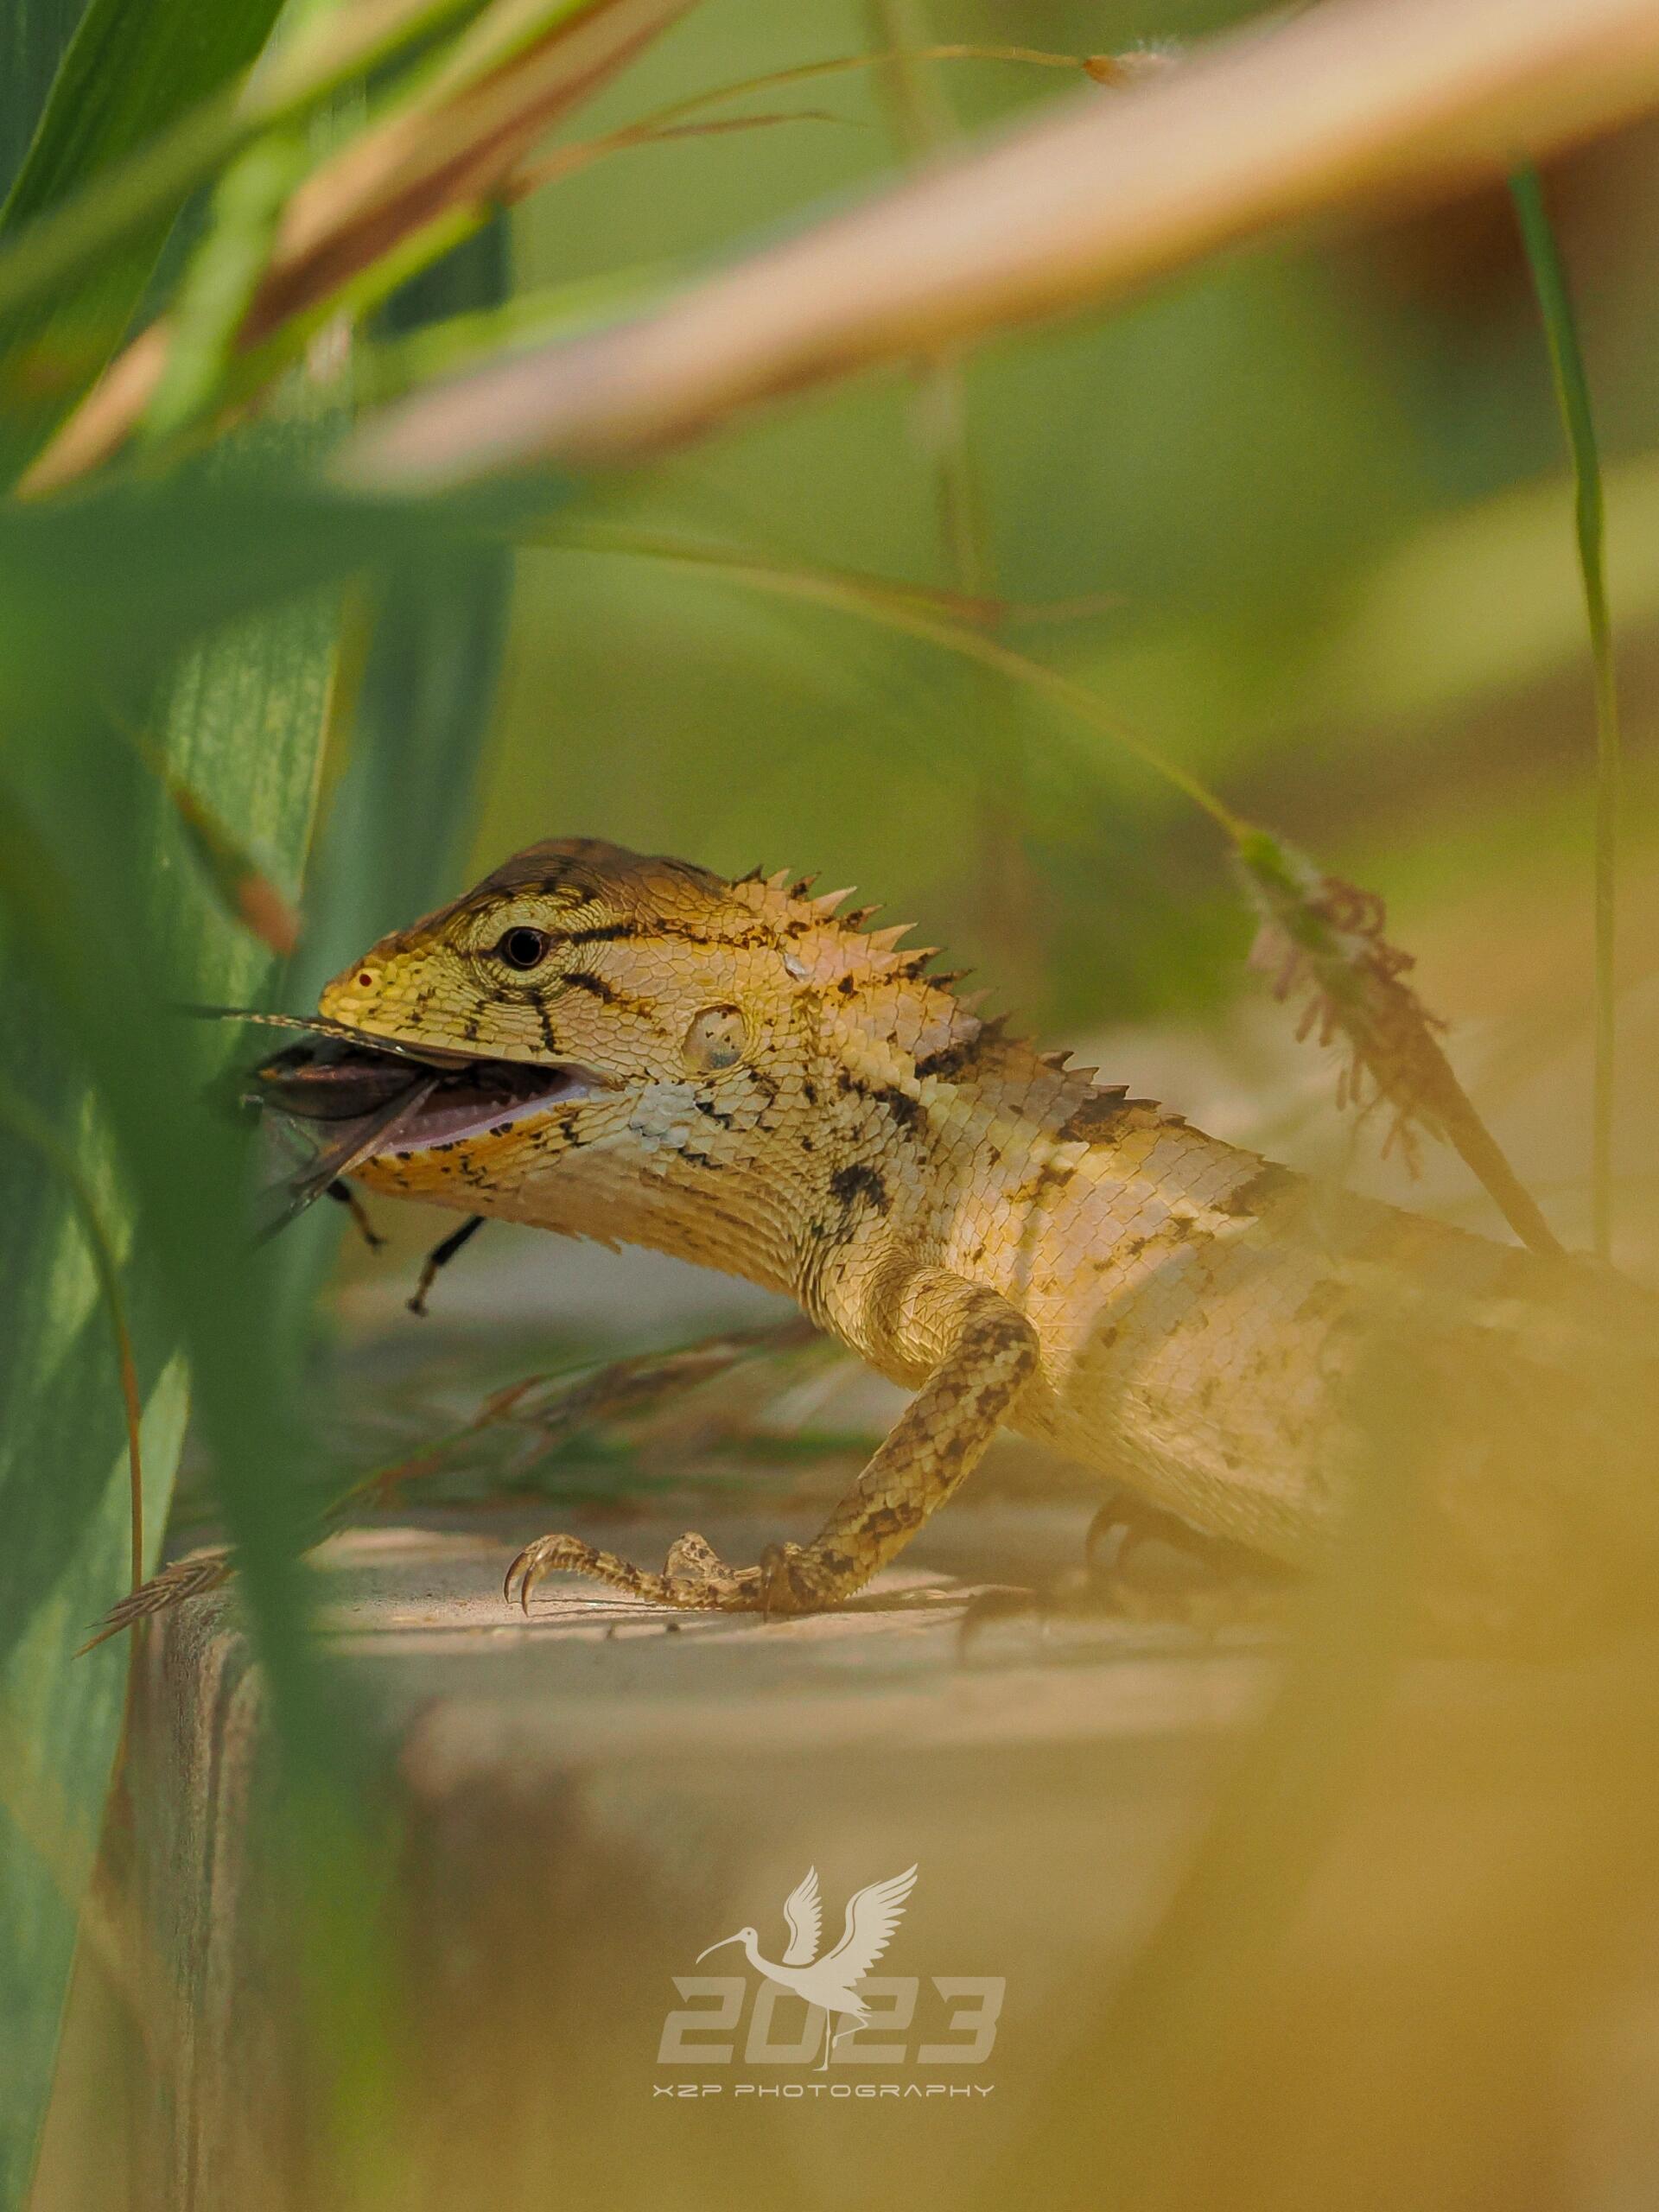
[696,1865,920,2070]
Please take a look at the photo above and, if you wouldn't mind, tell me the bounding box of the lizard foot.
[1084,1491,1286,1599]
[1083,1491,1293,1623]
[755,1540,849,1618]
[957,1495,1291,1654]
[503,1528,765,1613]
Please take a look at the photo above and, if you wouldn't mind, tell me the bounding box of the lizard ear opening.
[683,1004,747,1074]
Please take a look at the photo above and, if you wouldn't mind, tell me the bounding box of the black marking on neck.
[914,1036,982,1083]
[1058,1088,1158,1143]
[873,1085,921,1133]
[830,1162,889,1216]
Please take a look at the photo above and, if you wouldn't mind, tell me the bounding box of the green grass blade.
[282,220,516,1334]
[0,0,486,338]
[0,747,408,2205]
[0,457,555,712]
[0,0,84,205]
[0,552,337,2209]
[139,128,312,446]
[0,1076,147,1599]
[1510,164,1621,1262]
[297,220,515,973]
[0,419,559,2201]
[353,258,674,405]
[0,0,289,467]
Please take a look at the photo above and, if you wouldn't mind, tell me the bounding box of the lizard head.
[321,835,757,1074]
[302,838,969,1256]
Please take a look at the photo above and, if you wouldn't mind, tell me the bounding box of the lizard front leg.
[504,1272,1039,1617]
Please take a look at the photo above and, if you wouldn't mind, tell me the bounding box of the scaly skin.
[321,837,1656,1621]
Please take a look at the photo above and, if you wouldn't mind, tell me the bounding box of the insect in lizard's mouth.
[251,1034,611,1155]
[198,1007,617,1234]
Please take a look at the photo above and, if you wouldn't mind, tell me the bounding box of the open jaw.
[247,1033,611,1223]
[375,1055,606,1153]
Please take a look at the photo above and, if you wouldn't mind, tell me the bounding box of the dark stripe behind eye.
[562,971,617,1001]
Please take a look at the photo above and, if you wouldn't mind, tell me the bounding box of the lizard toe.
[505,1532,664,1611]
[756,1540,836,1618]
[664,1531,763,1609]
[1079,1494,1293,1626]
[504,1532,581,1611]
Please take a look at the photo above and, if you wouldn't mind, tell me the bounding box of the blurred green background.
[474,0,1657,1109]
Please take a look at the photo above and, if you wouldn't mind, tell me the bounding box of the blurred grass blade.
[0,505,339,2202]
[140,128,312,447]
[0,741,405,2206]
[289,220,515,1129]
[26,0,697,490]
[0,1076,145,1599]
[355,259,672,404]
[0,460,555,711]
[0,0,288,467]
[555,523,1245,830]
[337,0,1659,487]
[1510,165,1621,1262]
[1,2,82,204]
[0,0,489,334]
[980,1341,1426,2212]
[216,226,519,1559]
[867,0,1041,991]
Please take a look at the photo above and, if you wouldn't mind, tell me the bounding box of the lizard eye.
[495,926,550,972]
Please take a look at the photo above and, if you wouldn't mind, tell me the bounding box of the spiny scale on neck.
[726,861,1173,1148]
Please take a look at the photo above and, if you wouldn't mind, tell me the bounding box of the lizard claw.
[1084,1493,1287,1605]
[502,1532,665,1612]
[502,1529,766,1613]
[504,1533,598,1612]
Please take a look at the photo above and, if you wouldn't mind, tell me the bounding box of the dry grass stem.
[23,0,696,492]
[336,0,1659,486]
[91,1319,818,1642]
[75,1550,233,1655]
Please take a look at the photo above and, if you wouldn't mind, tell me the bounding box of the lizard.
[253,835,1657,1626]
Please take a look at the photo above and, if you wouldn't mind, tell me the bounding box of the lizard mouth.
[251,1035,609,1154]
[216,1010,613,1231]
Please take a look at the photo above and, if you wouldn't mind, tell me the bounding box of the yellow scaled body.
[322,837,1654,1620]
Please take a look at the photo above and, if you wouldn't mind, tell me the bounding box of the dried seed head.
[1238,835,1456,1174]
[1236,831,1562,1256]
